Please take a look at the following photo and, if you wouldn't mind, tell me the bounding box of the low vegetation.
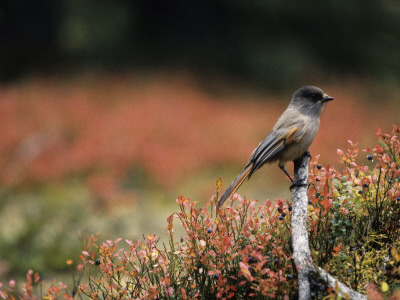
[1,126,400,299]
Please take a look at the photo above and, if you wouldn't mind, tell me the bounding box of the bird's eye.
[310,93,321,100]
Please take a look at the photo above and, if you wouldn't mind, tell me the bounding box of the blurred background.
[0,0,399,283]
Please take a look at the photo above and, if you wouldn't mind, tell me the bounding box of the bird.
[217,86,333,208]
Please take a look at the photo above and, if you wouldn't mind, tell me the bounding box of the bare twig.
[291,153,313,299]
[291,153,366,300]
[315,266,366,299]
[72,264,86,298]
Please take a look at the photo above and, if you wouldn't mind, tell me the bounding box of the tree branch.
[291,152,366,300]
[291,153,313,299]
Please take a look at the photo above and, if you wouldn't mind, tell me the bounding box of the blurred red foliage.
[0,74,396,195]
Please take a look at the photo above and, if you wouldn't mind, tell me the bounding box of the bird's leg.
[279,165,294,183]
[279,164,308,191]
[305,150,311,159]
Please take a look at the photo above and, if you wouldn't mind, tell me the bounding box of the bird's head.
[290,86,334,115]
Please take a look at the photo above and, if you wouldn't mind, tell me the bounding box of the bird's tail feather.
[217,164,252,208]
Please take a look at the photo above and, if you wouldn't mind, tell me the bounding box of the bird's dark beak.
[322,94,334,102]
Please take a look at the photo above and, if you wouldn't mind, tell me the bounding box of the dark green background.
[1,0,400,88]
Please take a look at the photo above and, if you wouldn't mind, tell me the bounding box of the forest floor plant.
[1,125,400,299]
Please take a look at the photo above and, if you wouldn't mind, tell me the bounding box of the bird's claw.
[305,150,312,158]
[289,182,309,192]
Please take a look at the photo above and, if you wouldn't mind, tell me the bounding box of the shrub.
[77,193,295,299]
[1,125,400,299]
[308,126,400,294]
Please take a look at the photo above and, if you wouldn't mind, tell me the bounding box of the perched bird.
[217,86,333,208]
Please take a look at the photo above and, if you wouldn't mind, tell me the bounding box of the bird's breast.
[280,117,320,162]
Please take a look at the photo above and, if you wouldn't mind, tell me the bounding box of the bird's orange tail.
[217,164,252,208]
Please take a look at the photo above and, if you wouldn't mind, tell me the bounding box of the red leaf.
[321,197,332,210]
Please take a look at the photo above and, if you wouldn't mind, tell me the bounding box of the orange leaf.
[321,197,332,210]
[332,243,342,256]
[216,177,223,192]
[239,262,254,281]
[167,214,174,231]
[323,181,329,196]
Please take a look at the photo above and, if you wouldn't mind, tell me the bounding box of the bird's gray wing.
[247,125,306,176]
